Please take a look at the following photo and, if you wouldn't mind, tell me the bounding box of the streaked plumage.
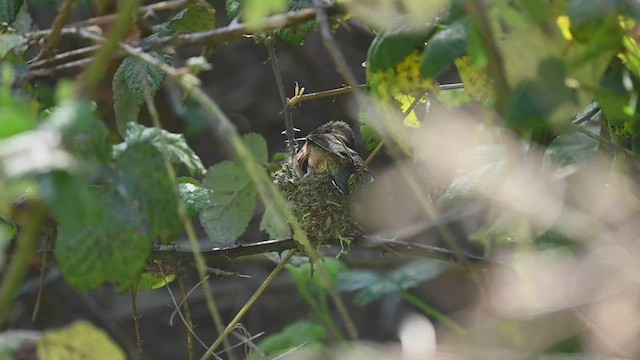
[294,121,365,195]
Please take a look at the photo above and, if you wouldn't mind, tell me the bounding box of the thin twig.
[140,5,342,52]
[169,275,210,326]
[30,45,99,69]
[35,0,78,61]
[572,124,638,158]
[29,0,190,37]
[200,251,296,360]
[179,276,195,360]
[287,83,463,109]
[572,105,601,125]
[266,36,296,157]
[314,0,359,88]
[130,280,144,360]
[156,265,208,351]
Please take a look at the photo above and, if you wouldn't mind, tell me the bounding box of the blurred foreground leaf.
[37,321,125,360]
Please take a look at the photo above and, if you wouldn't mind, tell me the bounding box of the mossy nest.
[273,161,366,249]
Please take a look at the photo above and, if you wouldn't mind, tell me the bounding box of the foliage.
[3,0,640,358]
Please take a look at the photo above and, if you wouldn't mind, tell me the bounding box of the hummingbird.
[293,121,365,195]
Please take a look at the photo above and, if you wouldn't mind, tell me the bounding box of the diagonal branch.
[34,0,78,61]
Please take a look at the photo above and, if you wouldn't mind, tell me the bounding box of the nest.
[273,161,365,249]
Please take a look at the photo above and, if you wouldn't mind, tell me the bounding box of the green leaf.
[112,51,172,135]
[242,132,268,165]
[277,20,315,46]
[37,321,126,360]
[343,261,445,305]
[0,65,38,138]
[0,0,23,24]
[360,120,382,152]
[165,3,216,34]
[0,33,27,59]
[114,142,182,242]
[45,173,152,290]
[256,320,325,358]
[244,0,287,24]
[225,0,240,18]
[335,269,380,292]
[422,20,469,78]
[200,161,258,246]
[259,201,290,239]
[43,98,111,166]
[112,60,142,136]
[122,51,172,98]
[113,122,206,177]
[286,257,346,299]
[138,271,177,290]
[367,31,430,73]
[179,181,213,218]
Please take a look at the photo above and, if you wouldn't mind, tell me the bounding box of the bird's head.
[311,121,355,148]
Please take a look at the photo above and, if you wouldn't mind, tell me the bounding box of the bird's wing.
[306,134,349,159]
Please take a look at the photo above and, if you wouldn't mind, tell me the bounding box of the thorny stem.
[266,37,296,157]
[200,251,296,360]
[130,280,144,360]
[178,275,195,360]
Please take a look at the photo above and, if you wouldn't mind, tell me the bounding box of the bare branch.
[35,0,78,61]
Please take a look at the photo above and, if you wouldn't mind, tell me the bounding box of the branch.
[29,0,191,38]
[287,83,464,109]
[139,4,343,52]
[266,37,296,157]
[149,236,493,266]
[34,0,78,61]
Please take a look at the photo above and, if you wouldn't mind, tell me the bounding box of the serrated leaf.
[179,182,213,218]
[166,3,216,34]
[115,142,182,242]
[242,132,268,165]
[114,122,206,176]
[112,61,142,136]
[422,20,469,78]
[37,321,126,360]
[277,21,315,46]
[112,51,172,136]
[200,161,258,246]
[260,201,290,239]
[46,173,152,290]
[0,0,23,24]
[121,51,172,98]
[257,320,325,358]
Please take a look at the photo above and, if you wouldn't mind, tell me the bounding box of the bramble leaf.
[0,0,23,24]
[113,122,206,176]
[200,161,258,246]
